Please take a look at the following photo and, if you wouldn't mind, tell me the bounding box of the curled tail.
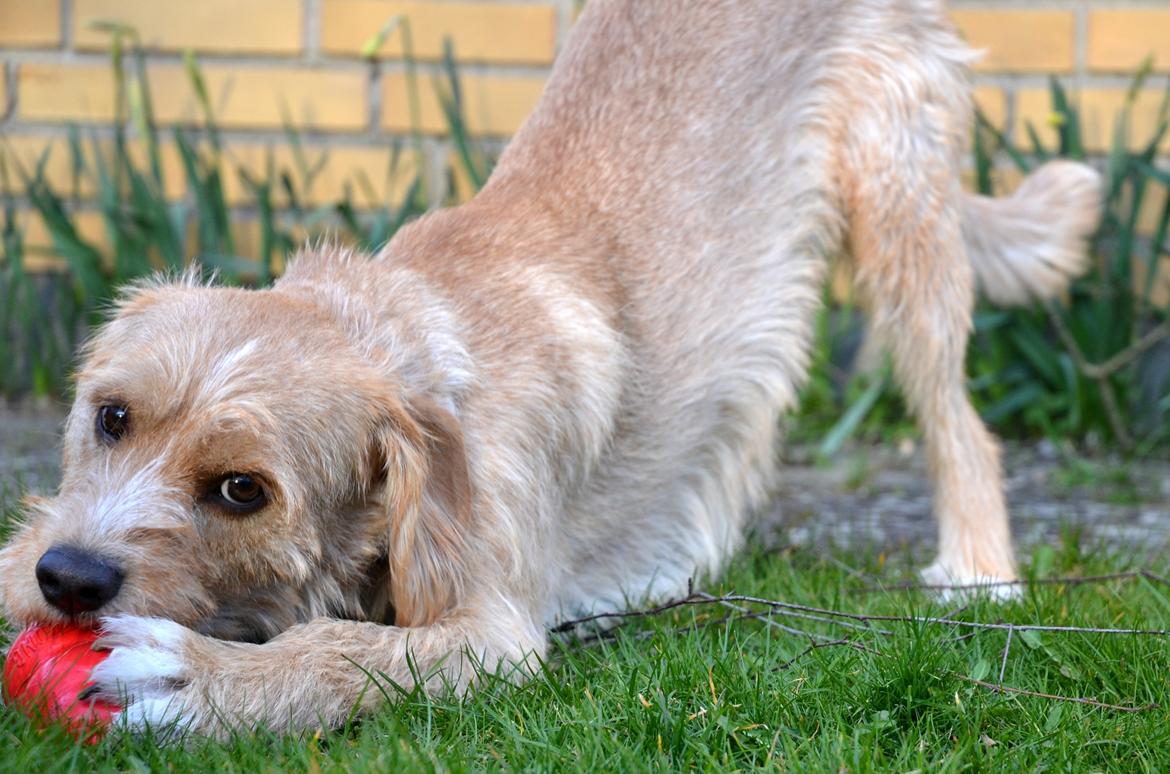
[961,160,1103,306]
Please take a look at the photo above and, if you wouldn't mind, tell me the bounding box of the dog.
[0,0,1101,737]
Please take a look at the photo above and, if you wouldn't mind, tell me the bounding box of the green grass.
[1052,457,1149,506]
[4,488,1170,772]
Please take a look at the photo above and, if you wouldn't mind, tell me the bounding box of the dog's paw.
[90,615,198,736]
[920,561,1021,603]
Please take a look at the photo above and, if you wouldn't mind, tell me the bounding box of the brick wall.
[0,0,1168,262]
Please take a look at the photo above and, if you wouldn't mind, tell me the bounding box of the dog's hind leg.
[843,129,1017,594]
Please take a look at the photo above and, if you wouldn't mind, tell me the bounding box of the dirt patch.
[0,400,69,495]
[767,443,1170,561]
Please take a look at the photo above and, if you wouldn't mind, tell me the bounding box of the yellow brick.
[166,65,368,131]
[447,150,478,202]
[1135,258,1170,309]
[190,218,262,268]
[960,164,1025,199]
[1120,177,1170,235]
[15,254,69,273]
[950,10,1075,73]
[2,132,415,214]
[2,135,96,196]
[0,0,61,47]
[973,86,1006,129]
[18,64,116,122]
[2,135,189,200]
[1016,88,1169,153]
[382,72,545,135]
[20,209,109,253]
[190,219,360,277]
[74,0,303,54]
[989,166,1025,199]
[446,146,499,201]
[1088,10,1170,73]
[323,1,555,64]
[19,63,368,131]
[220,143,421,206]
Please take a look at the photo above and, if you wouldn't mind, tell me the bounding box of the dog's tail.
[961,160,1103,306]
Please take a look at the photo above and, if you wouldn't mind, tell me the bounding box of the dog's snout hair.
[0,0,1102,738]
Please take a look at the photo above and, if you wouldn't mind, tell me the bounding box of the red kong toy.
[2,624,119,742]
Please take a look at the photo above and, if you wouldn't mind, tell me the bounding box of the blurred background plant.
[1,33,1168,455]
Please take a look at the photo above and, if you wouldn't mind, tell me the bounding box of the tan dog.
[0,0,1100,737]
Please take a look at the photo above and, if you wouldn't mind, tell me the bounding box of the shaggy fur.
[0,0,1101,737]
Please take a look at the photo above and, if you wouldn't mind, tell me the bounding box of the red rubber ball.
[2,624,118,742]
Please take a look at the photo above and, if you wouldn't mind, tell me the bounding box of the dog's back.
[446,0,1101,616]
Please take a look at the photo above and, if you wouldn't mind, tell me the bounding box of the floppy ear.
[376,395,474,628]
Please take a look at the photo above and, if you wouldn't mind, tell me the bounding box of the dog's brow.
[195,402,278,439]
[85,456,189,533]
[197,340,262,406]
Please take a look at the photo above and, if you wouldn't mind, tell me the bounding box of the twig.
[1043,302,1148,449]
[998,625,1013,683]
[822,554,879,584]
[695,591,887,635]
[729,611,836,640]
[553,589,1170,638]
[773,638,877,671]
[564,611,734,649]
[550,593,711,633]
[714,594,1170,636]
[854,615,1170,636]
[1076,314,1170,380]
[941,603,971,620]
[1141,570,1170,588]
[709,593,895,633]
[693,591,848,642]
[858,571,1151,595]
[955,674,1158,713]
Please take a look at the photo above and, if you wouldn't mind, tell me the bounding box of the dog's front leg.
[89,605,543,739]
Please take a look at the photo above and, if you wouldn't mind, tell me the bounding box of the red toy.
[2,624,119,742]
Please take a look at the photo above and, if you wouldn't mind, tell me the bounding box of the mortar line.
[304,0,321,63]
[60,0,74,53]
[1074,0,1089,92]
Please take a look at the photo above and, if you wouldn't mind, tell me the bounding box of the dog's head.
[0,275,472,642]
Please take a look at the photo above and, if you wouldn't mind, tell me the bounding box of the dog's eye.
[96,405,130,443]
[216,474,266,510]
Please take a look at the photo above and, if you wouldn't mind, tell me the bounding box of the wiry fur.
[963,161,1102,306]
[0,0,1100,738]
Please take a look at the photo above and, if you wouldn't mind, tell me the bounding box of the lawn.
[3,484,1169,772]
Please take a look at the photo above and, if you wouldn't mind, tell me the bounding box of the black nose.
[35,546,124,615]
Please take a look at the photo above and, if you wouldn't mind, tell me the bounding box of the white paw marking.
[117,695,197,738]
[920,562,1022,603]
[91,615,194,734]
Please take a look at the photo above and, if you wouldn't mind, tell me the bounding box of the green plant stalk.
[362,15,428,202]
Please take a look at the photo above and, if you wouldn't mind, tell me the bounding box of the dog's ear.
[374,394,474,628]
